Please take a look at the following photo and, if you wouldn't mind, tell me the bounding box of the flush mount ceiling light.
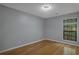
[41,4,52,11]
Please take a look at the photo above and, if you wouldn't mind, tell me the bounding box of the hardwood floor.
[0,40,79,55]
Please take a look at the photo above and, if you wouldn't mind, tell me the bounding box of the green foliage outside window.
[63,18,77,41]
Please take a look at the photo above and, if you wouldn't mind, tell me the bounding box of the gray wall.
[0,5,44,51]
[45,12,79,45]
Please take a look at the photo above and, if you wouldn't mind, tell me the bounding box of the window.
[63,18,77,41]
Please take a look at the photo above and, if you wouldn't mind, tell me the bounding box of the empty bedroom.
[0,3,79,55]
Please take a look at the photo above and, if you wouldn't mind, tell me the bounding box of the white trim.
[0,39,44,53]
[0,38,79,53]
[43,38,79,47]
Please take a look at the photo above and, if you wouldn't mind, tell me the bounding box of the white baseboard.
[44,38,79,47]
[0,39,44,53]
[0,38,78,53]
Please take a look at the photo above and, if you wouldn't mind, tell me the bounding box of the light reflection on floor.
[63,47,76,55]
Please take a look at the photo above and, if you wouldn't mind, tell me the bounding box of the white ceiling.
[1,3,79,18]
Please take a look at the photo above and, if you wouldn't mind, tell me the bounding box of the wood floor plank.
[0,40,79,55]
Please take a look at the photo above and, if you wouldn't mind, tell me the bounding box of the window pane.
[63,18,77,41]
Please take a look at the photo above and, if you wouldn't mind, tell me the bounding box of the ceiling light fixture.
[41,4,52,11]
